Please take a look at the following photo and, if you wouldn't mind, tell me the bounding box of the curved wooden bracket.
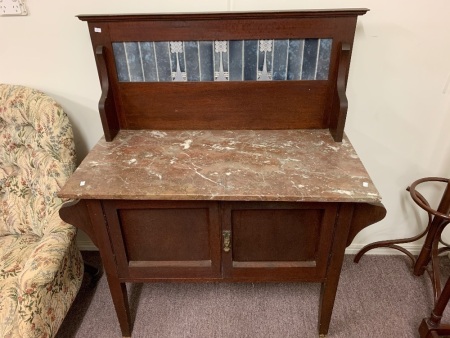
[347,202,387,247]
[330,43,351,142]
[59,199,98,248]
[95,45,119,141]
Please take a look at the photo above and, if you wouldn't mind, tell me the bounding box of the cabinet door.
[221,202,338,281]
[102,200,222,280]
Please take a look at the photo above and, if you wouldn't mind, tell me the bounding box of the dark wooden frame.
[78,9,367,142]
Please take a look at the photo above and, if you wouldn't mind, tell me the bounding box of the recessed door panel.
[119,208,210,262]
[232,209,322,262]
[103,200,221,279]
[222,202,337,281]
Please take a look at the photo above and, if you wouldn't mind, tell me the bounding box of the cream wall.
[1,0,449,253]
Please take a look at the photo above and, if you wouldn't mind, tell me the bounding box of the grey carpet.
[56,252,450,338]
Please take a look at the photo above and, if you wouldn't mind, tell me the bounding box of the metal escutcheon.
[223,230,231,253]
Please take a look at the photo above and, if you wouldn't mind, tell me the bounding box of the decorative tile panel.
[112,39,332,82]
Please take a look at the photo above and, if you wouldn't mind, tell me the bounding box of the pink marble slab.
[58,129,381,203]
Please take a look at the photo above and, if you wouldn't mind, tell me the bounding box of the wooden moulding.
[59,199,98,247]
[95,46,119,141]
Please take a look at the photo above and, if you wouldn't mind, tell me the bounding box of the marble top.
[58,129,381,203]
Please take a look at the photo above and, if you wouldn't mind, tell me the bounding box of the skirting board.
[344,243,424,255]
[76,238,425,256]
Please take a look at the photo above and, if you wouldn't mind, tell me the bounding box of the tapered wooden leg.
[318,204,354,336]
[106,274,132,338]
[84,200,134,337]
[319,281,338,336]
[319,254,348,336]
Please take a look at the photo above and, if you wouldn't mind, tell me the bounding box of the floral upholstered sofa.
[0,84,83,337]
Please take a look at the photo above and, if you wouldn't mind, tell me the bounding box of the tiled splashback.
[113,39,332,82]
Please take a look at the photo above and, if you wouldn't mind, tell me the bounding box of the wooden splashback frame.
[78,9,368,141]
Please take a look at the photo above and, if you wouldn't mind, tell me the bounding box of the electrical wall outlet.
[0,0,28,16]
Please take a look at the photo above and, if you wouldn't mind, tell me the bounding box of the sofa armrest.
[18,212,80,290]
[13,212,83,338]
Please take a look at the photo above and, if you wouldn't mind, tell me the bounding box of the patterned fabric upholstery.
[0,84,83,338]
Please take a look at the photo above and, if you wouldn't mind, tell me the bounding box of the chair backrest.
[0,84,76,237]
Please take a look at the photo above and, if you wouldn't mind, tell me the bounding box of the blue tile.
[139,42,158,82]
[114,38,329,83]
[199,41,214,81]
[229,40,243,81]
[315,39,332,80]
[124,42,144,82]
[154,42,171,82]
[184,41,200,81]
[272,40,289,81]
[112,42,130,82]
[243,40,258,81]
[301,39,319,80]
[287,39,304,80]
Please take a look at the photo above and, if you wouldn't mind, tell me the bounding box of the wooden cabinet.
[97,201,339,282]
[60,9,386,337]
[62,197,380,337]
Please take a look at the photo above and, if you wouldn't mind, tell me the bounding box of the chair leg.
[418,271,450,337]
[419,319,450,338]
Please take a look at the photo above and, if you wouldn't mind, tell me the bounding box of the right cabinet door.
[221,202,338,281]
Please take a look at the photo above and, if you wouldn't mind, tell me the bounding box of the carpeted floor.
[56,252,450,338]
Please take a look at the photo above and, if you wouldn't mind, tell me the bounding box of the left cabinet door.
[102,200,222,280]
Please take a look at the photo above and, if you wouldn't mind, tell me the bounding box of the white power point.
[0,0,28,16]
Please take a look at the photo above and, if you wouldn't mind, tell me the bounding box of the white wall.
[2,0,450,253]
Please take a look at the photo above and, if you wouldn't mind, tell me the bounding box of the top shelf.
[77,9,369,22]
